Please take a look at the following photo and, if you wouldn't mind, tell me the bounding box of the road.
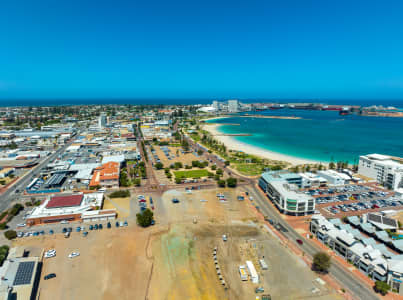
[243,185,380,300]
[0,138,76,212]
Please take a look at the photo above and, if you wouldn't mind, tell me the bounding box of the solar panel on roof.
[383,216,397,227]
[368,213,382,224]
[13,261,35,286]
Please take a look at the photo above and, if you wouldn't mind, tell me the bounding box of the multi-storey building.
[358,154,403,191]
[259,171,315,215]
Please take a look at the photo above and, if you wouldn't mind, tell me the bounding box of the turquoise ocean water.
[207,109,403,163]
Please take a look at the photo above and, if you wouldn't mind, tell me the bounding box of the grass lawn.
[234,163,264,176]
[174,169,209,179]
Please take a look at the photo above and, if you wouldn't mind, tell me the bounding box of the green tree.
[197,149,203,156]
[4,230,17,240]
[313,252,331,273]
[134,178,141,186]
[109,190,131,198]
[224,160,230,166]
[217,180,226,187]
[329,162,335,170]
[155,162,164,170]
[374,280,390,295]
[136,209,154,227]
[211,165,217,171]
[175,177,182,184]
[174,162,183,169]
[226,177,237,188]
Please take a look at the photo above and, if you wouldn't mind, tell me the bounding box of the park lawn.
[174,169,209,179]
[234,163,264,176]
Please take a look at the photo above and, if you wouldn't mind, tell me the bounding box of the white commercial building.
[228,99,239,112]
[98,113,107,128]
[299,172,327,188]
[316,170,350,186]
[358,154,403,191]
[259,172,315,215]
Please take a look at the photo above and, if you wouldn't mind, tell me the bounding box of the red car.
[296,239,303,245]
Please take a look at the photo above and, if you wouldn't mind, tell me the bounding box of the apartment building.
[310,214,403,294]
[358,154,403,191]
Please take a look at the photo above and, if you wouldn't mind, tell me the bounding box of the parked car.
[68,252,80,258]
[89,225,93,230]
[107,222,111,228]
[296,239,303,245]
[99,224,103,229]
[44,273,56,280]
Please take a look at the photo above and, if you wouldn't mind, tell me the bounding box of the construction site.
[11,187,343,300]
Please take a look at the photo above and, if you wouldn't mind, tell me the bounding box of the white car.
[44,252,56,258]
[222,234,227,242]
[17,223,26,227]
[68,252,80,258]
[60,220,68,224]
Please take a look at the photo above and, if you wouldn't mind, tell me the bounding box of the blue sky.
[1,0,403,100]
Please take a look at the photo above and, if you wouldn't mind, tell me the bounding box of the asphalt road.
[0,139,76,212]
[243,185,380,300]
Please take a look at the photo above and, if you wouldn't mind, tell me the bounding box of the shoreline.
[202,123,324,165]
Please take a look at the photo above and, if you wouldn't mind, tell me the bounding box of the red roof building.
[46,194,84,209]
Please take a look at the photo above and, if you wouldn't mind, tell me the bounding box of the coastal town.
[0,103,401,300]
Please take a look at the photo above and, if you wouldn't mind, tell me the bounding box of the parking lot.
[15,218,130,239]
[307,184,399,218]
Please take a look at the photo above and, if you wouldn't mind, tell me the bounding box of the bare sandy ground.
[13,187,342,300]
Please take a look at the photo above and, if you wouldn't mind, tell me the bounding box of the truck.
[259,259,268,270]
[239,265,248,281]
[246,260,259,284]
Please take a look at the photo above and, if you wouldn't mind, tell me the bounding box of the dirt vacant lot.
[13,187,343,300]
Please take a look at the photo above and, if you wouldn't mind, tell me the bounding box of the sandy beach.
[202,123,321,165]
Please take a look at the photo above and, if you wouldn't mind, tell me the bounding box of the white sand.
[202,123,322,165]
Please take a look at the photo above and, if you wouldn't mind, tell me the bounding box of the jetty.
[240,114,301,120]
